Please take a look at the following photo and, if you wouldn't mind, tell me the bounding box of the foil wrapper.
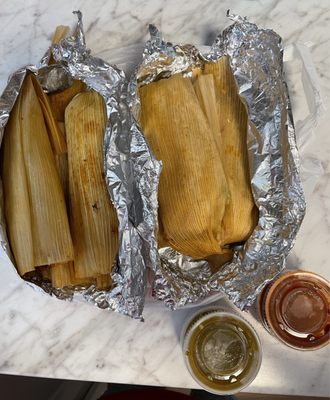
[132,12,306,310]
[0,11,160,318]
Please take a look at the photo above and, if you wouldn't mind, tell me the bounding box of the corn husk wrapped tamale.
[49,84,86,215]
[2,93,34,275]
[96,274,112,290]
[48,24,86,124]
[203,57,258,246]
[47,26,92,289]
[46,27,71,202]
[32,80,70,292]
[1,74,74,273]
[21,75,74,266]
[47,26,84,201]
[65,91,118,279]
[50,262,96,288]
[140,73,230,259]
[49,80,86,123]
[30,74,67,155]
[50,262,74,288]
[49,25,70,65]
[193,74,220,148]
[47,26,87,288]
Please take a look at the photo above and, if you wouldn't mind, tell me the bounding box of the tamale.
[49,25,70,65]
[194,74,221,147]
[206,253,234,274]
[47,72,84,211]
[54,153,69,203]
[65,91,118,278]
[203,57,258,245]
[46,28,70,200]
[50,262,74,288]
[47,25,83,128]
[30,74,67,155]
[96,274,112,290]
[190,67,203,83]
[72,274,96,287]
[194,74,234,265]
[139,74,229,259]
[73,277,96,286]
[21,74,74,266]
[50,262,96,288]
[57,121,65,133]
[47,25,78,287]
[48,108,70,213]
[51,158,69,286]
[51,25,70,46]
[48,80,86,122]
[2,93,34,275]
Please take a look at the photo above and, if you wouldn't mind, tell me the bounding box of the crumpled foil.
[131,12,306,310]
[0,11,161,318]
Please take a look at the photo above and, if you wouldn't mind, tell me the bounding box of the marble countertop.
[0,0,329,397]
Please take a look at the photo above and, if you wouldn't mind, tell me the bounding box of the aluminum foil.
[0,11,161,318]
[132,12,306,310]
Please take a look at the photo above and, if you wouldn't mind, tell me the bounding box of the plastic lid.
[264,271,330,350]
[182,310,262,395]
[196,321,248,377]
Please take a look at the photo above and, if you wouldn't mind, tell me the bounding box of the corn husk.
[30,74,67,155]
[190,67,202,83]
[96,274,112,290]
[140,73,229,259]
[50,262,96,288]
[206,253,234,274]
[204,57,258,245]
[47,29,70,205]
[46,26,78,287]
[21,74,74,266]
[65,91,118,278]
[48,25,86,124]
[194,74,221,147]
[51,111,69,210]
[72,275,96,286]
[47,77,85,213]
[48,80,86,122]
[50,262,74,288]
[49,25,70,65]
[1,92,34,275]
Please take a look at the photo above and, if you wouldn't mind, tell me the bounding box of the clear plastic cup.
[181,307,262,395]
[258,270,330,350]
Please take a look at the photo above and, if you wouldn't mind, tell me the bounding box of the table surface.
[0,0,329,398]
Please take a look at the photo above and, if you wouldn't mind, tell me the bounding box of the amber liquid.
[185,313,261,393]
[263,271,330,350]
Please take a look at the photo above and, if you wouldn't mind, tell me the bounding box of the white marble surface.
[0,0,329,397]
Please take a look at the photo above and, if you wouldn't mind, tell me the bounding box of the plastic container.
[258,270,330,350]
[180,307,262,395]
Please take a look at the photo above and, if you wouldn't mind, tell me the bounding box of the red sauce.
[259,270,330,350]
